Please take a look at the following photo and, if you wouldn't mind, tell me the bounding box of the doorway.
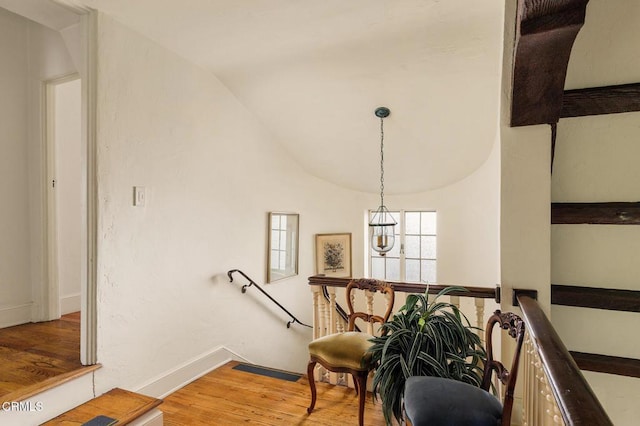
[45,75,82,321]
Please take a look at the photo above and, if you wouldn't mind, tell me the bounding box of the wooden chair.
[306,278,395,426]
[403,310,525,426]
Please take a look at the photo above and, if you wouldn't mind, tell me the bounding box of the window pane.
[371,257,385,279]
[405,259,420,282]
[390,211,401,224]
[421,259,436,283]
[421,236,436,259]
[421,212,436,235]
[405,235,420,258]
[386,258,400,281]
[405,212,420,234]
[270,251,279,269]
[271,230,280,250]
[279,251,287,269]
[387,238,401,257]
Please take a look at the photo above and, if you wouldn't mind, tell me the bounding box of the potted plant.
[369,286,486,424]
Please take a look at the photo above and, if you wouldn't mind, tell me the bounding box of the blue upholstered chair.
[403,310,525,426]
[306,278,395,426]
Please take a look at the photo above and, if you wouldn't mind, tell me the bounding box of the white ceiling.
[53,0,506,194]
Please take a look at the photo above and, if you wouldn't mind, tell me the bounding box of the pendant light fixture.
[369,106,396,256]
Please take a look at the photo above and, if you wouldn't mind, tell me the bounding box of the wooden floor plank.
[162,361,387,425]
[0,313,86,402]
[42,388,162,425]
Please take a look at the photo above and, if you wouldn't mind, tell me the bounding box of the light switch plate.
[134,186,146,206]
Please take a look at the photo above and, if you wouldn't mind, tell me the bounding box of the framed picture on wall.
[315,233,352,278]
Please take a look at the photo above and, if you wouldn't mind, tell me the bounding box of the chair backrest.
[480,310,525,425]
[345,278,395,332]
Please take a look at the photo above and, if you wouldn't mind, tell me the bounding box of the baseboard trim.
[60,293,81,315]
[135,346,249,399]
[0,303,32,328]
[130,408,163,426]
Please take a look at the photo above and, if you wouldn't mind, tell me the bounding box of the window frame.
[368,210,437,284]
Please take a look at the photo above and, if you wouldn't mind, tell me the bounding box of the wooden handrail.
[516,294,613,426]
[308,275,500,301]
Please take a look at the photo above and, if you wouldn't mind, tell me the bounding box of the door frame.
[39,7,98,366]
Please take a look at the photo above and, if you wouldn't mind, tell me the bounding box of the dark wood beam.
[552,284,640,313]
[552,202,640,224]
[571,351,640,378]
[510,0,589,127]
[561,83,640,118]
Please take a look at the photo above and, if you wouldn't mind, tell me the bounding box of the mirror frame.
[267,212,299,283]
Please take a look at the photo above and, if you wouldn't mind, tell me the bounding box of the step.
[42,388,163,425]
[1,364,101,405]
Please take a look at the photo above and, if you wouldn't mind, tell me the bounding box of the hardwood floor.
[0,312,94,403]
[162,361,388,425]
[1,317,388,424]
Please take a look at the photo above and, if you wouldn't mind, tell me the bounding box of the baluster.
[366,290,374,335]
[311,286,320,340]
[539,374,552,425]
[318,288,329,382]
[534,351,544,425]
[552,395,564,425]
[521,334,531,426]
[474,297,485,338]
[450,295,460,309]
[329,290,337,335]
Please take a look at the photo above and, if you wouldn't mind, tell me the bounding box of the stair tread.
[1,364,101,404]
[42,388,162,425]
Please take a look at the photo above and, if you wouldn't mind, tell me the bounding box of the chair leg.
[355,372,367,426]
[306,360,317,414]
[352,373,360,395]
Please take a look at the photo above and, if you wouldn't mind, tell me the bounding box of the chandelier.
[368,107,396,256]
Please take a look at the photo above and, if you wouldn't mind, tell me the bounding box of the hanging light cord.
[379,116,385,208]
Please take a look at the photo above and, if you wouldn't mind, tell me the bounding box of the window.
[369,211,436,283]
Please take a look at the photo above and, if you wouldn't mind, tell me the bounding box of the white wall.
[26,14,78,323]
[0,7,78,327]
[0,7,31,327]
[550,1,640,424]
[92,13,502,396]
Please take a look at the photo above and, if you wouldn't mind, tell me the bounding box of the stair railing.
[227,269,312,329]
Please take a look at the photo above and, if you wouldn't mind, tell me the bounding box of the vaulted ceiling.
[5,0,506,194]
[78,0,505,194]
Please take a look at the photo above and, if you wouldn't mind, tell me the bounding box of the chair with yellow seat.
[306,278,395,426]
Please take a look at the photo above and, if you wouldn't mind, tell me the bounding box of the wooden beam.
[561,83,640,118]
[551,284,640,313]
[510,0,589,127]
[571,351,640,378]
[551,202,640,224]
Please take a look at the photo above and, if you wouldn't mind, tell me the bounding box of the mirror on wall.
[267,212,299,283]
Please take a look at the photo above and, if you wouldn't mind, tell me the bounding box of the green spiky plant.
[369,286,486,425]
